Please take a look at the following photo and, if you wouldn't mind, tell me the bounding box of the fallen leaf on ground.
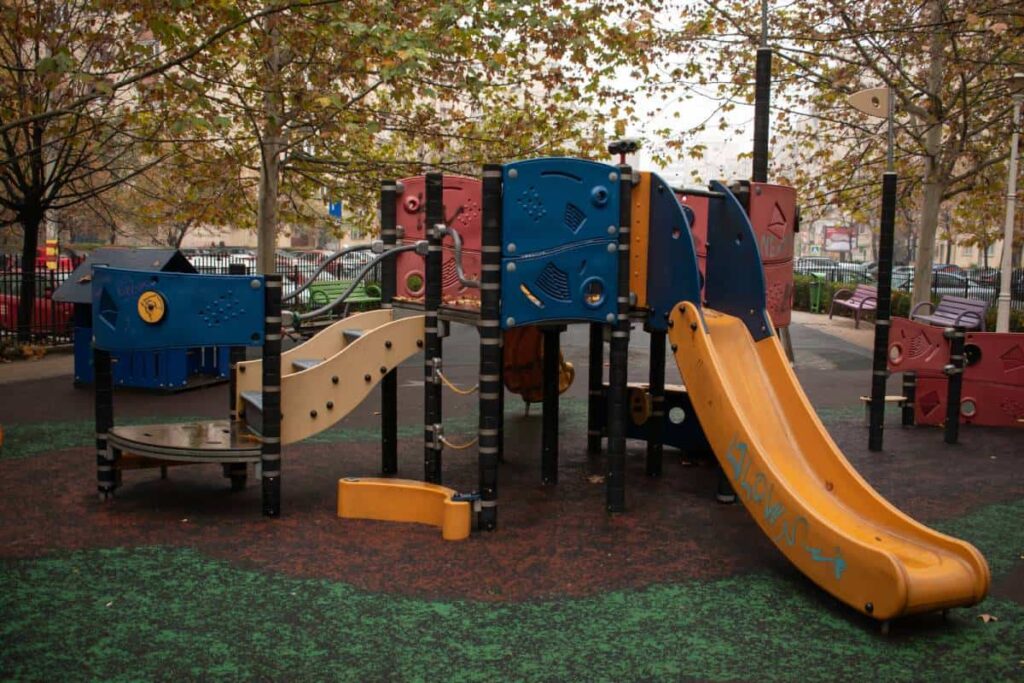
[587,475,605,484]
[978,613,998,623]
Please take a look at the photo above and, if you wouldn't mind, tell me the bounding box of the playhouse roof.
[52,248,196,304]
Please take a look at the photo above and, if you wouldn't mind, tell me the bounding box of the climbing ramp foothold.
[337,478,472,541]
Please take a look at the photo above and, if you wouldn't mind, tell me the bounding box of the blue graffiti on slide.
[725,435,847,580]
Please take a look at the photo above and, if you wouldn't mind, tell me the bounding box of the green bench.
[308,280,382,317]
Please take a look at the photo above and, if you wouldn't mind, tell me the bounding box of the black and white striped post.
[902,372,916,427]
[586,323,604,454]
[94,347,116,500]
[944,328,966,445]
[424,172,444,484]
[606,165,632,512]
[478,163,503,530]
[646,329,665,477]
[380,179,400,475]
[261,274,283,517]
[541,327,560,484]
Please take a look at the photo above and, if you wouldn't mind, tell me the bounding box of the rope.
[439,434,479,450]
[436,370,479,396]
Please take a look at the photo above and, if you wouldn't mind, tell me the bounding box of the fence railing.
[0,254,81,345]
[793,262,1024,312]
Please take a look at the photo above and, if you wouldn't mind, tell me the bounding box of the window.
[960,244,973,256]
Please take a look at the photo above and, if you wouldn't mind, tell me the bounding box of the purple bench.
[829,284,878,328]
[911,295,987,330]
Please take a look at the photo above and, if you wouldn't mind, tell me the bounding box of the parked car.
[892,266,996,303]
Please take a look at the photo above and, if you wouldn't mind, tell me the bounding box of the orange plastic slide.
[668,302,989,620]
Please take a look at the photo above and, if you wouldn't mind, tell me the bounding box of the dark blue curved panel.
[501,239,617,327]
[645,173,702,331]
[502,158,621,255]
[500,158,621,327]
[92,267,266,351]
[704,181,773,341]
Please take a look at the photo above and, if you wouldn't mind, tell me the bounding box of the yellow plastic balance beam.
[337,478,471,541]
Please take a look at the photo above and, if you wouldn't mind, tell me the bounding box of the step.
[342,329,364,343]
[291,358,321,371]
[240,391,263,435]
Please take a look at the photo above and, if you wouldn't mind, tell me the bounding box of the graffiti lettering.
[724,434,846,581]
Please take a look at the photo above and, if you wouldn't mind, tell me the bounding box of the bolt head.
[607,225,617,235]
[609,172,618,182]
[606,313,616,323]
[506,262,516,272]
[607,243,616,253]
[507,242,516,254]
[508,168,518,179]
[250,279,261,289]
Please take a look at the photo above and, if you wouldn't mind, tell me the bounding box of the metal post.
[997,81,1022,332]
[944,328,966,445]
[868,171,898,451]
[424,172,444,484]
[752,0,771,183]
[901,372,916,427]
[261,274,283,517]
[541,328,560,484]
[586,323,604,454]
[478,164,503,530]
[94,347,116,500]
[646,329,665,477]
[606,165,632,512]
[227,263,247,422]
[380,180,399,475]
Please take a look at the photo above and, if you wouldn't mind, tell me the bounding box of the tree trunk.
[16,211,42,343]
[911,0,948,309]
[913,180,944,306]
[256,14,283,276]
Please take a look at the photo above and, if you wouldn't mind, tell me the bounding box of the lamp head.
[1009,72,1024,100]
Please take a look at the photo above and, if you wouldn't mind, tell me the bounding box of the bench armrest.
[953,310,983,328]
[910,301,934,319]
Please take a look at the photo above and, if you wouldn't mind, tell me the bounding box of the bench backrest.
[849,284,877,302]
[934,295,987,318]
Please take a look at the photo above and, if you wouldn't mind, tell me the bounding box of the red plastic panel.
[887,317,950,374]
[394,248,481,303]
[763,260,793,327]
[676,192,708,294]
[914,374,1024,428]
[396,175,482,251]
[963,332,1024,386]
[748,182,796,266]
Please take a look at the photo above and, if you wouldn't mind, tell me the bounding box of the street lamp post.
[996,73,1024,333]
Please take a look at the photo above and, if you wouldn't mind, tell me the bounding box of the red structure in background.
[888,317,1024,428]
[676,182,796,329]
[394,175,482,305]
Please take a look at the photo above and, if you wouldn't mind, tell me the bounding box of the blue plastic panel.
[645,173,702,332]
[501,158,621,327]
[92,267,266,351]
[704,181,773,341]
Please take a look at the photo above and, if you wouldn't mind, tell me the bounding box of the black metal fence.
[794,260,1024,312]
[0,254,81,345]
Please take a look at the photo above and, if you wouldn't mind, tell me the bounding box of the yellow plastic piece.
[668,302,990,620]
[337,477,471,541]
[137,291,166,323]
[629,171,651,308]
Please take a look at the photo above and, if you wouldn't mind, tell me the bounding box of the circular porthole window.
[406,272,424,295]
[888,344,903,364]
[960,398,977,418]
[581,277,605,308]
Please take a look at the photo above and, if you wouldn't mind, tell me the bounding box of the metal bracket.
[370,239,385,254]
[396,225,406,240]
[429,422,443,449]
[430,357,443,384]
[413,240,429,256]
